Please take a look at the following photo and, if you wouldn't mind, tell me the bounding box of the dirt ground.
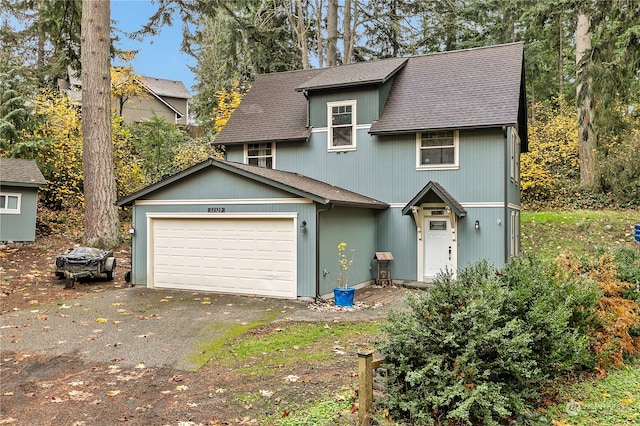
[0,236,373,425]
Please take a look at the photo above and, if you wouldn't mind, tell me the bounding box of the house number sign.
[208,207,226,213]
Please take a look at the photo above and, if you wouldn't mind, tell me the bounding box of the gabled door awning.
[402,181,466,217]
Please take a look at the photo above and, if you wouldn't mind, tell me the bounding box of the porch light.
[474,220,480,231]
[300,220,307,233]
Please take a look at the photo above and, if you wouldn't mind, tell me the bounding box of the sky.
[111,0,196,94]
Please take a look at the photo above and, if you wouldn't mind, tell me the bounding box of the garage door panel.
[151,217,296,298]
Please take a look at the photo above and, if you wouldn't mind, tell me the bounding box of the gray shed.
[0,158,47,242]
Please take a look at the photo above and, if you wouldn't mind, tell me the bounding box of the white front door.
[423,216,453,280]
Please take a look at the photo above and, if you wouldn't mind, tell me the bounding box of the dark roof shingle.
[116,158,388,209]
[370,43,525,136]
[295,57,407,92]
[214,69,325,145]
[0,158,47,187]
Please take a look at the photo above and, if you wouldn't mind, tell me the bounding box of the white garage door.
[150,216,297,298]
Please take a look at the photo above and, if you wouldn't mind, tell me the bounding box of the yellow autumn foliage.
[213,82,245,133]
[521,97,579,205]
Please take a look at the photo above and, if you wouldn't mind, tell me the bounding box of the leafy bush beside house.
[375,258,600,426]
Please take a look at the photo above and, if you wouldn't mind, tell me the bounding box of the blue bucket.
[635,224,640,243]
[334,288,355,307]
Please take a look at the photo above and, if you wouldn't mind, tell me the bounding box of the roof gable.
[402,181,466,217]
[370,43,527,146]
[0,158,47,187]
[140,76,191,100]
[116,158,388,209]
[295,57,407,92]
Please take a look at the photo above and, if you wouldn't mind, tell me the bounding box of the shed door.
[150,217,296,298]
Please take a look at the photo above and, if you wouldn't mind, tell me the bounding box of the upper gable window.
[328,100,356,151]
[245,143,275,169]
[0,192,21,214]
[416,130,459,170]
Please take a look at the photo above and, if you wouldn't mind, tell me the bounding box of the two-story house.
[116,42,527,300]
[60,69,192,125]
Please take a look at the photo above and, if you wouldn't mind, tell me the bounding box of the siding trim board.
[136,198,313,206]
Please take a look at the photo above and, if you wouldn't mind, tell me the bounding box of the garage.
[148,215,297,298]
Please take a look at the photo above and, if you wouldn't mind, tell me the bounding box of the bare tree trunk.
[315,0,324,68]
[343,0,352,64]
[558,15,563,94]
[81,0,121,248]
[576,8,596,188]
[327,0,338,66]
[288,0,310,69]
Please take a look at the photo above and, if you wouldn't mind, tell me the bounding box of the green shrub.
[375,258,599,425]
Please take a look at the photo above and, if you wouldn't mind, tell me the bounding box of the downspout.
[303,90,310,128]
[503,126,509,263]
[315,204,333,300]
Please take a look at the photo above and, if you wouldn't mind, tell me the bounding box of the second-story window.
[245,143,274,168]
[416,130,458,170]
[328,100,356,151]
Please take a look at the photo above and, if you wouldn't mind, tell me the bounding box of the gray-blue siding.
[128,168,320,297]
[0,186,39,242]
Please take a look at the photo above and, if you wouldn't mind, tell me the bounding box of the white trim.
[146,212,299,219]
[416,130,459,170]
[136,198,313,206]
[244,142,276,169]
[311,127,327,133]
[389,202,522,209]
[0,192,21,214]
[460,202,504,208]
[327,100,357,152]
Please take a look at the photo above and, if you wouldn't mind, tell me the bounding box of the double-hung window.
[416,130,458,170]
[0,193,21,214]
[245,143,274,168]
[328,100,356,151]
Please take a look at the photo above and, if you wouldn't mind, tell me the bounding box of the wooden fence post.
[358,351,374,426]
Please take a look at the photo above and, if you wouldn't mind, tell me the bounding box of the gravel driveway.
[1,286,407,371]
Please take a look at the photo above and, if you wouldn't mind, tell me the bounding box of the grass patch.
[521,210,637,261]
[188,308,284,370]
[544,360,640,425]
[262,390,356,426]
[212,321,380,376]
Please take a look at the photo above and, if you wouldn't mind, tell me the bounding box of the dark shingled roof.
[295,57,407,92]
[0,158,47,188]
[140,76,192,100]
[370,43,525,139]
[402,181,466,217]
[214,69,325,145]
[214,42,527,149]
[116,158,388,209]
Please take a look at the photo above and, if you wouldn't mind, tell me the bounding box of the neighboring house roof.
[215,42,527,149]
[370,43,527,146]
[0,158,47,188]
[116,158,389,209]
[214,68,325,145]
[402,181,466,217]
[140,76,192,100]
[295,57,408,92]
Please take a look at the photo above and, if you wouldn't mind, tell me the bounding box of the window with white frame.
[416,130,458,169]
[245,143,274,168]
[0,193,21,214]
[328,100,356,151]
[510,128,521,184]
